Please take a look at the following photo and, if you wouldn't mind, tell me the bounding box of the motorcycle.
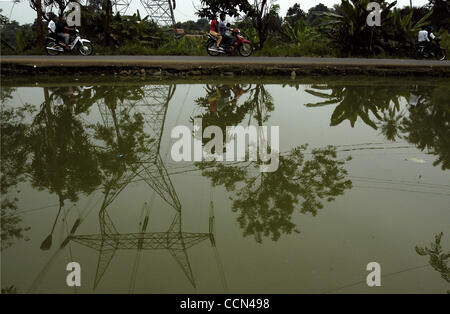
[415,38,446,60]
[206,28,254,57]
[46,28,93,56]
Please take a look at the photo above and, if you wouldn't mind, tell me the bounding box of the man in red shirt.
[210,14,223,51]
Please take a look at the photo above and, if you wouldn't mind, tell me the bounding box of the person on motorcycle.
[427,26,437,42]
[210,15,223,52]
[218,14,228,43]
[47,13,57,36]
[418,26,429,43]
[219,13,233,48]
[223,23,234,47]
[56,15,74,49]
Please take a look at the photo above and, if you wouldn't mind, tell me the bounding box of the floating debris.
[406,158,426,164]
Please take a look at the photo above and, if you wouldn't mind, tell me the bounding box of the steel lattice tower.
[112,0,132,15]
[140,0,176,28]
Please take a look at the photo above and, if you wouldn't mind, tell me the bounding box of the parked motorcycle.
[46,28,93,56]
[415,38,446,60]
[206,28,254,57]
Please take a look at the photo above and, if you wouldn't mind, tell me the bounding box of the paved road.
[1,55,449,68]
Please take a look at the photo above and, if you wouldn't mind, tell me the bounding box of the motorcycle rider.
[47,13,57,36]
[210,14,223,52]
[56,14,74,49]
[427,26,437,42]
[418,26,429,44]
[219,13,231,46]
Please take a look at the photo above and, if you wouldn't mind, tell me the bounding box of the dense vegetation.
[1,0,449,57]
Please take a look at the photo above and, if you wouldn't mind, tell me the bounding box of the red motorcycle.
[206,28,254,57]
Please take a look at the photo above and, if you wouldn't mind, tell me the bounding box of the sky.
[0,0,429,25]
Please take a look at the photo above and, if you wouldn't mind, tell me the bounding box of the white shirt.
[418,30,429,42]
[429,32,436,40]
[48,20,56,33]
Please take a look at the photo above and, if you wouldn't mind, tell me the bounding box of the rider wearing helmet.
[427,26,436,41]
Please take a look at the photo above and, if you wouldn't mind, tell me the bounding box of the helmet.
[234,28,240,34]
[428,26,434,32]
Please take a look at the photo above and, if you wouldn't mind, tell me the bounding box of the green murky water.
[1,76,449,294]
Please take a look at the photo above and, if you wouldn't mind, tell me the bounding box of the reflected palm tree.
[378,107,406,142]
[305,84,410,130]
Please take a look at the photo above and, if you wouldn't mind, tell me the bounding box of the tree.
[29,0,78,18]
[306,3,330,25]
[285,3,306,25]
[427,0,450,31]
[252,2,282,48]
[197,0,281,48]
[103,0,112,46]
[197,0,253,19]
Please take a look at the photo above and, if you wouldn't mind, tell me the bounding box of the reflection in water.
[197,146,352,243]
[305,82,450,170]
[402,86,450,170]
[1,78,449,293]
[193,84,352,243]
[415,233,450,293]
[22,84,227,293]
[1,87,32,250]
[192,84,274,150]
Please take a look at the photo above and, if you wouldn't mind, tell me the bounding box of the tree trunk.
[103,0,112,46]
[36,0,44,46]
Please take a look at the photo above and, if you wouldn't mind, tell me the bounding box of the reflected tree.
[402,85,450,170]
[0,92,33,250]
[193,84,274,150]
[416,233,450,290]
[198,145,352,243]
[28,87,102,207]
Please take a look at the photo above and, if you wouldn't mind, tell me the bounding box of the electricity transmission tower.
[112,0,132,15]
[140,0,176,28]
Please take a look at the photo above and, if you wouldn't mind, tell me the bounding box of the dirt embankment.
[1,56,450,77]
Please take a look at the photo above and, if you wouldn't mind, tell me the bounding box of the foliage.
[198,145,352,243]
[197,0,253,19]
[402,85,450,170]
[316,0,434,56]
[416,233,450,284]
[316,0,397,56]
[0,102,33,250]
[427,0,450,31]
[285,3,306,25]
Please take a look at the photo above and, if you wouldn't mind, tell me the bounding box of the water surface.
[1,76,449,294]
